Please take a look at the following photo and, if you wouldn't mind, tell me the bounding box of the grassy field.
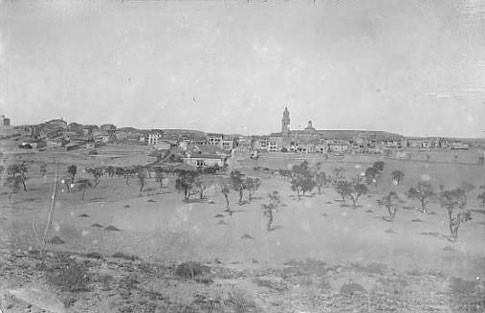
[1,145,484,312]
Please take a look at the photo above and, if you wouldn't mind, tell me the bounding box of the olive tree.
[439,187,472,242]
[335,178,368,208]
[76,178,93,201]
[377,191,400,221]
[230,170,246,204]
[175,170,198,200]
[290,161,315,200]
[244,176,261,201]
[407,182,435,213]
[391,170,405,185]
[262,191,280,231]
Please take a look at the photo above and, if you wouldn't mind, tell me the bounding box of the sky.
[1,0,485,138]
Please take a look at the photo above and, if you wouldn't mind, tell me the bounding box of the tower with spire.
[281,106,291,142]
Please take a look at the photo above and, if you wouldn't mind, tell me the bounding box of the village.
[1,109,483,171]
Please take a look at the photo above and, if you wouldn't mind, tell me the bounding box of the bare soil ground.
[1,146,484,312]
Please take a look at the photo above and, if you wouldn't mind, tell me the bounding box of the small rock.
[48,236,65,245]
[104,225,120,232]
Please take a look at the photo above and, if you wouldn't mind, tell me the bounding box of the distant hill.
[162,129,207,138]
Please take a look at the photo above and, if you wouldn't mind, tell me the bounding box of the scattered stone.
[48,236,65,245]
[214,214,224,218]
[124,204,131,208]
[241,234,254,240]
[147,199,156,203]
[385,229,396,234]
[91,223,103,228]
[321,213,328,217]
[217,220,228,225]
[78,213,89,218]
[104,225,120,232]
[366,209,373,213]
[411,219,424,223]
[340,282,367,295]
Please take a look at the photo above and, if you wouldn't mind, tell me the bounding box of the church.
[251,107,404,154]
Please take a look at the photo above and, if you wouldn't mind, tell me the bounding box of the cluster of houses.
[2,110,481,165]
[248,108,475,154]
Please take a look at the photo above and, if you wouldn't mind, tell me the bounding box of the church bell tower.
[281,107,290,139]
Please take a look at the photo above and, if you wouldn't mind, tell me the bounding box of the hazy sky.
[1,0,484,137]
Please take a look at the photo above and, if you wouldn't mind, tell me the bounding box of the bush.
[175,262,210,279]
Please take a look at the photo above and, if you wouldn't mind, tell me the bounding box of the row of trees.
[174,169,262,213]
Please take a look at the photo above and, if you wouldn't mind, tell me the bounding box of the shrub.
[175,262,210,279]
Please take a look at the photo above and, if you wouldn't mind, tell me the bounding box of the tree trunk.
[82,189,86,201]
[450,217,460,242]
[239,188,243,204]
[224,194,230,210]
[267,211,273,231]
